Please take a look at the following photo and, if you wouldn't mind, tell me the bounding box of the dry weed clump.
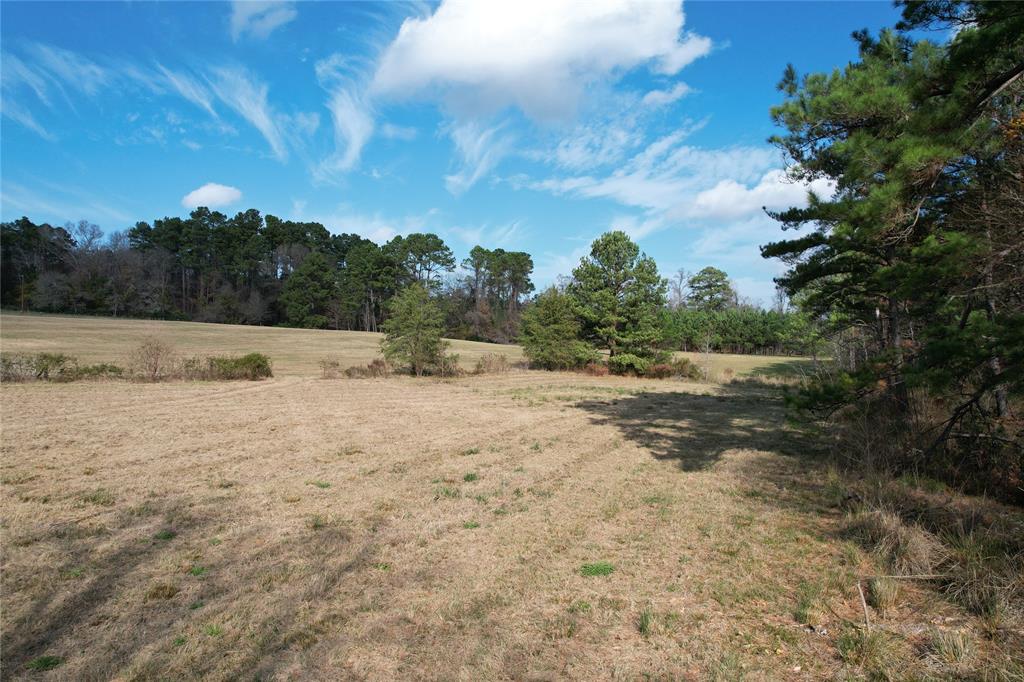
[319,358,342,379]
[474,353,510,375]
[844,508,947,575]
[343,358,391,379]
[128,336,177,381]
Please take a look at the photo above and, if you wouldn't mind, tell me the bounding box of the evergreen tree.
[381,283,447,376]
[686,267,737,311]
[279,251,335,329]
[568,231,667,360]
[519,288,597,370]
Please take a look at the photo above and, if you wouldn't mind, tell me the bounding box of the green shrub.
[73,363,125,380]
[205,353,273,380]
[608,353,650,376]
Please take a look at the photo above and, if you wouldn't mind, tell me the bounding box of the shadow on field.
[749,358,818,378]
[576,385,814,471]
[2,497,382,680]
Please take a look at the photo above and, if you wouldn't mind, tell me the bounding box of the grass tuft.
[25,656,63,671]
[580,561,615,577]
[463,521,480,529]
[463,472,478,482]
[866,576,900,614]
[637,606,655,637]
[145,583,180,601]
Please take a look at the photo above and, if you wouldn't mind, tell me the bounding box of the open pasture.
[2,315,1015,680]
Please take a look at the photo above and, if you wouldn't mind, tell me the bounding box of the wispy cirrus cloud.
[207,66,290,162]
[229,1,297,41]
[444,120,515,195]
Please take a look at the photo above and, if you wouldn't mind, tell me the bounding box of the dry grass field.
[2,315,1019,680]
[0,312,810,379]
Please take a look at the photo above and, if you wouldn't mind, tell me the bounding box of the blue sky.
[0,1,903,303]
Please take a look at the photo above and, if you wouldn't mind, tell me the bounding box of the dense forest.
[0,212,821,354]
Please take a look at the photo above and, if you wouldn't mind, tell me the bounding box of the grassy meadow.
[1,313,1020,680]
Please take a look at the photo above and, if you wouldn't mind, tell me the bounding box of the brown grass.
[1,316,1018,679]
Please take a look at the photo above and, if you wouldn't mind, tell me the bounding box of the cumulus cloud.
[689,169,835,221]
[181,182,242,209]
[229,1,297,41]
[372,0,711,121]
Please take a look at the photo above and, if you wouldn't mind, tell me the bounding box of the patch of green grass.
[463,521,480,529]
[459,447,480,456]
[307,480,331,489]
[189,600,204,610]
[637,606,655,637]
[530,442,542,452]
[61,567,84,579]
[154,529,177,541]
[307,514,325,530]
[436,486,460,499]
[580,561,615,577]
[172,635,187,647]
[203,624,223,637]
[463,472,479,482]
[209,537,222,546]
[189,565,207,577]
[568,600,591,614]
[375,562,390,571]
[492,505,509,515]
[793,580,822,625]
[81,488,115,506]
[25,656,63,671]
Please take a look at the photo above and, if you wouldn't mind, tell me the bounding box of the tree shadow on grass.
[574,385,820,472]
[749,358,818,379]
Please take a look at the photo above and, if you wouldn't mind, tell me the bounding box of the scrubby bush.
[129,337,177,382]
[343,358,391,379]
[671,357,702,380]
[844,508,946,575]
[205,353,272,380]
[438,353,463,378]
[580,362,609,377]
[74,363,125,380]
[474,353,510,375]
[319,358,342,379]
[1,354,39,382]
[608,353,650,376]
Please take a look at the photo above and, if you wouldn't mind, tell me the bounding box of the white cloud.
[207,66,288,161]
[181,182,242,209]
[229,1,297,41]
[641,82,692,107]
[444,120,515,195]
[157,64,217,118]
[380,122,418,141]
[372,0,711,121]
[313,53,375,179]
[449,220,525,247]
[689,169,835,221]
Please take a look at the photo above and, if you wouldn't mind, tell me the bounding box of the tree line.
[1,212,821,355]
[0,211,534,343]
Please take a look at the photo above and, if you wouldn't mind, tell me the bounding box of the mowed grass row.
[0,312,810,379]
